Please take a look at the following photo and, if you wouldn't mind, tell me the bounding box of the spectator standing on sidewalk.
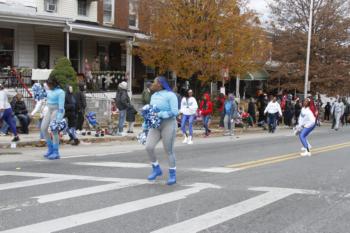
[142,81,152,105]
[145,76,179,185]
[216,93,226,128]
[199,93,213,137]
[283,95,294,128]
[223,94,238,136]
[248,98,256,124]
[331,97,344,131]
[180,89,198,144]
[115,81,131,136]
[324,102,331,121]
[75,84,87,133]
[294,98,302,125]
[12,93,31,134]
[65,85,79,145]
[264,96,282,133]
[126,105,137,134]
[0,83,19,142]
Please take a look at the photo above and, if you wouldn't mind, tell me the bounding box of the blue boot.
[167,169,176,185]
[47,144,60,160]
[147,164,162,181]
[43,141,53,158]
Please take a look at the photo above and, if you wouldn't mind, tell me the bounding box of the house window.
[0,28,14,69]
[78,0,87,16]
[104,0,114,23]
[129,0,138,28]
[44,0,57,13]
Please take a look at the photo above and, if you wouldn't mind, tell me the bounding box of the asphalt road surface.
[0,126,350,233]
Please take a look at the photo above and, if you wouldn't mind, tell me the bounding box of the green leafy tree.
[50,57,78,91]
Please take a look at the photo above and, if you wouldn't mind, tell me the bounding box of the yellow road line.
[226,142,350,170]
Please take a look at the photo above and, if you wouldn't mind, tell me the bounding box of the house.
[0,0,152,96]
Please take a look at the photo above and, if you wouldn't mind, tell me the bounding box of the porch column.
[66,32,70,59]
[126,39,133,96]
[236,74,240,102]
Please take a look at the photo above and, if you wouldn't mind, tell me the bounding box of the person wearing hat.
[115,81,131,136]
[142,81,152,105]
[180,89,198,144]
[145,76,179,185]
[0,83,20,142]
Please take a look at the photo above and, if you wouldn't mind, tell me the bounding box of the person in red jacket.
[199,93,213,136]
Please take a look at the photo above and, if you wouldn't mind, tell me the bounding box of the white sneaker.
[301,147,307,151]
[300,151,311,157]
[182,136,188,144]
[187,136,193,145]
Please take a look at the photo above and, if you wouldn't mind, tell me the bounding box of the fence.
[85,96,113,126]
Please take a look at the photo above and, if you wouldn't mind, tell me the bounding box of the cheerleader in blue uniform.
[41,74,65,160]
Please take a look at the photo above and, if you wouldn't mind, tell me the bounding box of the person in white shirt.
[264,96,282,133]
[297,98,316,156]
[180,89,198,144]
[0,83,19,142]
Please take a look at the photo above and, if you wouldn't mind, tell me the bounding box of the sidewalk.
[0,126,264,149]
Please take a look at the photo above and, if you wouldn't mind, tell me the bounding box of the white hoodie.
[180,97,198,115]
[0,89,11,110]
[298,107,316,128]
[264,101,282,115]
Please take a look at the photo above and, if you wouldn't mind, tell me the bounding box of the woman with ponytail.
[145,76,179,185]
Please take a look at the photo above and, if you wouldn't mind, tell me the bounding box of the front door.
[37,45,50,69]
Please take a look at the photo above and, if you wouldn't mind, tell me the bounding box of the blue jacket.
[150,90,179,119]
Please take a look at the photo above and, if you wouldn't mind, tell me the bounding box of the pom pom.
[49,119,67,133]
[141,105,161,129]
[31,83,47,101]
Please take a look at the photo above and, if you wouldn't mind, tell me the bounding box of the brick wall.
[115,0,129,30]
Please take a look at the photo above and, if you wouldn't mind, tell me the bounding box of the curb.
[0,127,265,149]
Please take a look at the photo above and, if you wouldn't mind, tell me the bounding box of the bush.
[50,57,78,92]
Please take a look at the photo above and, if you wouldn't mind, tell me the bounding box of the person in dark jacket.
[115,81,131,136]
[65,85,79,145]
[248,98,256,124]
[284,98,295,128]
[75,84,87,132]
[12,93,30,134]
[324,102,331,121]
[126,105,137,133]
[216,93,226,128]
[294,98,302,125]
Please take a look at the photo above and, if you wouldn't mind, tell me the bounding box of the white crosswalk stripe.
[0,177,70,191]
[73,162,240,174]
[0,170,323,233]
[34,180,148,203]
[0,183,220,233]
[151,187,319,233]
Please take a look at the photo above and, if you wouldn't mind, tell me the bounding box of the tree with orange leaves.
[135,0,269,83]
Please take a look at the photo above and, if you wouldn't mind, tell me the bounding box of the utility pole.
[304,0,314,99]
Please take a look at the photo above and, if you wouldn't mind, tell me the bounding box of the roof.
[242,69,270,81]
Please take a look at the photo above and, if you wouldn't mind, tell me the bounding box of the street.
[0,127,350,233]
